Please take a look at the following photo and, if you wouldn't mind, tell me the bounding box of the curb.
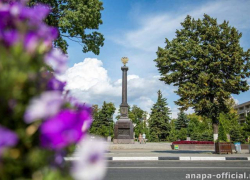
[111,157,250,161]
[64,156,250,161]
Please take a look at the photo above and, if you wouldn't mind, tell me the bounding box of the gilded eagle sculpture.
[121,57,129,65]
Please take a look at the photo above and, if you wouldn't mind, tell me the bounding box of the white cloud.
[112,0,250,53]
[132,96,154,113]
[108,0,250,80]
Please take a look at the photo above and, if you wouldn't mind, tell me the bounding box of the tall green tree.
[99,101,116,126]
[187,114,213,141]
[130,105,145,138]
[29,0,104,54]
[130,105,144,124]
[168,119,178,142]
[155,14,250,141]
[149,90,171,141]
[243,115,250,140]
[218,122,227,142]
[175,111,189,130]
[230,125,245,143]
[90,102,116,137]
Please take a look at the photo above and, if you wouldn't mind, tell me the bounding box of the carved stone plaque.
[118,122,130,128]
[118,129,130,136]
[121,107,128,117]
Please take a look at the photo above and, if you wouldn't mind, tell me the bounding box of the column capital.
[121,66,128,71]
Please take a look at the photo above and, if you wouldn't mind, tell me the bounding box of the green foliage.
[89,102,116,137]
[218,112,239,134]
[177,128,188,140]
[149,90,171,141]
[186,114,213,141]
[175,111,189,130]
[155,14,250,130]
[243,115,250,140]
[167,119,178,142]
[218,111,246,142]
[99,101,116,126]
[0,44,66,179]
[142,120,150,140]
[130,105,144,124]
[230,125,245,143]
[218,123,227,142]
[130,105,146,138]
[29,0,105,54]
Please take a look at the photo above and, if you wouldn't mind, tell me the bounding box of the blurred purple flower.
[1,29,18,46]
[65,96,93,132]
[47,77,66,91]
[0,0,27,4]
[24,32,39,53]
[71,136,107,180]
[0,2,58,52]
[24,4,50,23]
[40,109,92,149]
[78,105,93,132]
[45,48,68,74]
[66,96,92,114]
[66,96,79,107]
[24,91,64,123]
[0,125,18,155]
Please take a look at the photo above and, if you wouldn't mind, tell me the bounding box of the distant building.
[234,101,250,123]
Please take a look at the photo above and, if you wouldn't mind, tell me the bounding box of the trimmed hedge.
[172,140,214,144]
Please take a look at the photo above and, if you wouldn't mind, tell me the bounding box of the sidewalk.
[106,149,249,157]
[108,142,172,150]
[105,142,250,161]
[65,143,250,162]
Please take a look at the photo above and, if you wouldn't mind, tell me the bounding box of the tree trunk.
[213,123,219,142]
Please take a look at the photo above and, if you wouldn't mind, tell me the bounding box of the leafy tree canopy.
[90,102,115,137]
[29,0,104,54]
[186,113,213,141]
[130,105,145,124]
[155,14,250,132]
[218,122,227,142]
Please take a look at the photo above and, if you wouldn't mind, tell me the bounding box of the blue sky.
[60,0,250,118]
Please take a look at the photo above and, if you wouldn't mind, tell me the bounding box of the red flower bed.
[172,141,214,144]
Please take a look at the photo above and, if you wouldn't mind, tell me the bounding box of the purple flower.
[40,109,92,149]
[71,136,107,180]
[0,0,27,4]
[47,77,66,91]
[52,150,66,167]
[24,32,39,53]
[0,2,58,52]
[0,125,18,155]
[65,97,93,132]
[1,29,18,46]
[78,104,93,132]
[24,91,64,123]
[45,48,68,74]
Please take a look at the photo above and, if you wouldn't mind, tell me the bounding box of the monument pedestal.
[113,119,134,144]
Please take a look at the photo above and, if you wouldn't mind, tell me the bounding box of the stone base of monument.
[113,119,134,144]
[113,139,134,144]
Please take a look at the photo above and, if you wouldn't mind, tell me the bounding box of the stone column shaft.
[120,66,128,118]
[122,66,128,105]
